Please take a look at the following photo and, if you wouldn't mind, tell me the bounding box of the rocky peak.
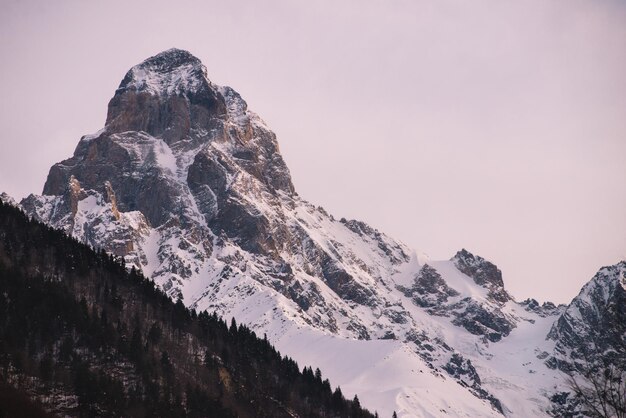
[547,261,626,371]
[397,264,459,313]
[520,298,563,318]
[133,48,201,71]
[40,49,293,231]
[116,48,206,96]
[452,249,510,304]
[106,48,227,143]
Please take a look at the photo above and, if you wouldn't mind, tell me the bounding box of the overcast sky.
[1,0,625,303]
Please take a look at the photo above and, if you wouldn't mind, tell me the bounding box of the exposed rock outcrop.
[452,249,511,304]
[547,261,626,372]
[397,264,459,315]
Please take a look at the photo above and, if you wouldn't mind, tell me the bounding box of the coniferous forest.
[0,200,377,417]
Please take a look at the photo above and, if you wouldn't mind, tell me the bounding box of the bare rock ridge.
[15,49,626,417]
[452,249,511,304]
[106,48,227,143]
[546,261,626,372]
[397,264,460,312]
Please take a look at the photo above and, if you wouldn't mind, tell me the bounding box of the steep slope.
[17,49,624,417]
[542,262,626,416]
[22,49,411,343]
[0,199,375,417]
[547,261,626,371]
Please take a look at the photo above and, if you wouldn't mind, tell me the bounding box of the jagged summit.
[116,48,207,94]
[137,48,201,70]
[106,48,227,142]
[547,261,626,371]
[36,48,293,234]
[452,248,510,303]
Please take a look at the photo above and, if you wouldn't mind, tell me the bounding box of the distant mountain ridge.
[14,49,626,417]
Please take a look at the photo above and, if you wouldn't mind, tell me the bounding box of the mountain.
[547,261,626,371]
[0,199,375,417]
[16,49,626,417]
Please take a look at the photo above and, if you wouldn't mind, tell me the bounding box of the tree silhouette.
[567,362,626,418]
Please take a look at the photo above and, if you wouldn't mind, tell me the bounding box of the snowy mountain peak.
[105,48,227,144]
[117,48,207,95]
[547,260,626,373]
[139,48,201,68]
[451,248,511,304]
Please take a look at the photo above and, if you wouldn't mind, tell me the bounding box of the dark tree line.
[0,199,377,417]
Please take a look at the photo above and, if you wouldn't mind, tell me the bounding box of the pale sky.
[1,0,625,304]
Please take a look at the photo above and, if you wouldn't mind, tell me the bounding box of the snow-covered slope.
[16,49,624,417]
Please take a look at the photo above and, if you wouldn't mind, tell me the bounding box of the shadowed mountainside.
[0,199,376,418]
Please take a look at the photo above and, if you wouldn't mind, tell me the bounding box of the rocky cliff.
[547,261,626,371]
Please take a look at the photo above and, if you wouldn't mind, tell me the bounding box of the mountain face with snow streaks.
[17,49,625,417]
[547,261,626,372]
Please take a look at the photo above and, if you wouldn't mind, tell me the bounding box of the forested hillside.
[0,199,376,417]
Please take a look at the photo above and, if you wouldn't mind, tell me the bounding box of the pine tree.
[315,367,323,384]
[351,394,363,418]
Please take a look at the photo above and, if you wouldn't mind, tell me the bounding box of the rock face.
[105,49,227,144]
[547,261,626,372]
[450,298,516,343]
[543,262,626,416]
[452,249,511,304]
[16,49,625,418]
[397,264,459,313]
[443,353,504,414]
[520,298,564,318]
[398,260,516,342]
